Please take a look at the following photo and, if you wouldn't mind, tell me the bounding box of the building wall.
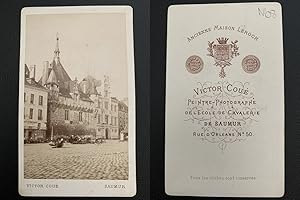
[41,74,125,140]
[110,99,119,139]
[118,102,128,136]
[118,111,127,132]
[24,85,48,141]
[47,95,96,138]
[94,97,119,139]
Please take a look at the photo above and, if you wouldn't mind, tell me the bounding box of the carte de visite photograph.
[18,6,136,197]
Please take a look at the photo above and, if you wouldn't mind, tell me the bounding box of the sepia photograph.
[19,6,135,197]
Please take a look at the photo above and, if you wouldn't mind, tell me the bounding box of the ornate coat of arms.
[207,37,239,78]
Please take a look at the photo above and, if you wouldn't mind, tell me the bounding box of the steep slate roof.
[47,69,58,84]
[79,90,94,102]
[111,97,118,102]
[38,76,44,85]
[25,78,48,91]
[86,75,101,87]
[50,60,71,86]
[118,100,128,108]
[58,87,72,98]
[25,64,30,78]
[38,60,71,86]
[37,36,94,103]
[118,100,128,112]
[79,75,101,95]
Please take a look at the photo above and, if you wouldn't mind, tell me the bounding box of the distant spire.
[54,32,60,61]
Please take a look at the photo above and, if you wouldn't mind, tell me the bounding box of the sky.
[25,13,128,99]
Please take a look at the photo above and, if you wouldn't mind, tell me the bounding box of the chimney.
[29,65,36,80]
[42,61,49,86]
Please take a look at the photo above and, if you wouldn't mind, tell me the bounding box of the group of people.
[48,135,106,148]
[68,135,105,144]
[49,137,64,148]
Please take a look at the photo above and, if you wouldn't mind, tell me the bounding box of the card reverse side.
[165,2,284,197]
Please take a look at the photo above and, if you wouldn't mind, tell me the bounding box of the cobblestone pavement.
[24,141,128,180]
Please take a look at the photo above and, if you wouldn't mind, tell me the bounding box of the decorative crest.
[216,37,228,44]
[207,37,239,78]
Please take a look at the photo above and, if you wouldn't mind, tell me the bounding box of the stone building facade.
[37,36,96,139]
[24,65,48,142]
[24,34,125,141]
[118,100,128,138]
[80,75,119,139]
[110,97,119,139]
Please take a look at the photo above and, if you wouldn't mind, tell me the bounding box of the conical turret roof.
[47,69,58,85]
